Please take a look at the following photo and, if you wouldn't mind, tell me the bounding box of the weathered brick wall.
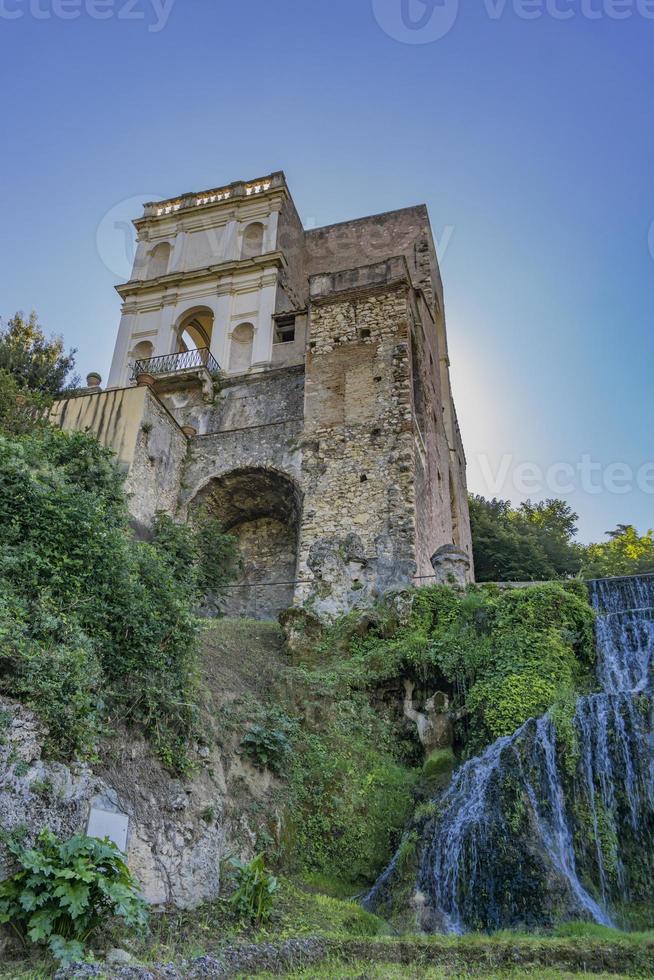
[297,275,418,614]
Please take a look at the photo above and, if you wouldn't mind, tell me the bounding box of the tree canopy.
[469,495,583,582]
[0,311,78,395]
[470,495,654,582]
[581,524,654,579]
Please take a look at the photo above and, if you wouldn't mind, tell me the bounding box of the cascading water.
[365,575,654,932]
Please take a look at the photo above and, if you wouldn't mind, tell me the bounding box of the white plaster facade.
[108,173,288,388]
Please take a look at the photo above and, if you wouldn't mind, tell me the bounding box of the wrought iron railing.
[131,348,221,381]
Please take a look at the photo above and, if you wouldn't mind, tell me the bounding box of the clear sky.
[1,0,653,542]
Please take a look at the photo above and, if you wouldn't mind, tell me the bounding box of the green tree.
[581,524,654,578]
[469,495,583,582]
[0,311,78,395]
[0,368,51,436]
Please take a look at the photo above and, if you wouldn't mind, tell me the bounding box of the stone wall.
[125,389,189,534]
[305,205,444,310]
[0,621,288,910]
[52,387,188,535]
[297,264,418,615]
[180,419,303,513]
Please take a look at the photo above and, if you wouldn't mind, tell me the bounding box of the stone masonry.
[54,171,473,618]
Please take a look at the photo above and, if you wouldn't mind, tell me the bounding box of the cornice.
[116,252,286,299]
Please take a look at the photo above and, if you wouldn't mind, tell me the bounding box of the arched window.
[149,242,171,278]
[229,322,255,373]
[241,222,265,259]
[176,308,214,352]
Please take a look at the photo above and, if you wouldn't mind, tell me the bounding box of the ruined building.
[53,171,473,617]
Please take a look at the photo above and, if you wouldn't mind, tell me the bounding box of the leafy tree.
[0,311,78,395]
[469,495,583,582]
[581,524,654,579]
[0,368,51,436]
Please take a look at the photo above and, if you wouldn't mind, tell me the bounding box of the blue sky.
[1,0,653,542]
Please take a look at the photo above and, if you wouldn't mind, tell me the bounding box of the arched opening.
[190,468,301,619]
[228,322,254,373]
[241,222,265,259]
[176,307,214,353]
[149,242,171,278]
[130,340,154,365]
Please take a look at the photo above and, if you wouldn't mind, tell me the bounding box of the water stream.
[365,575,654,932]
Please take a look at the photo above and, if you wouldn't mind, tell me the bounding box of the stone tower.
[54,171,473,617]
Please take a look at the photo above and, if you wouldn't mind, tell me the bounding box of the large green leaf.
[53,882,90,918]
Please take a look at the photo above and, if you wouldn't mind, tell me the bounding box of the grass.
[242,969,649,980]
[2,886,653,978]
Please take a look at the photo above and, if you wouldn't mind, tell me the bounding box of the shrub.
[226,854,279,924]
[0,830,147,965]
[286,695,418,886]
[0,428,236,769]
[240,719,293,775]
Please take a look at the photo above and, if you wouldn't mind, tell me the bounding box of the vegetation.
[225,854,279,924]
[582,524,654,578]
[241,715,294,775]
[0,426,236,769]
[277,581,595,887]
[0,830,147,966]
[470,494,654,582]
[0,312,78,397]
[469,495,583,581]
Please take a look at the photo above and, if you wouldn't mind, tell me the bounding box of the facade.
[54,171,473,617]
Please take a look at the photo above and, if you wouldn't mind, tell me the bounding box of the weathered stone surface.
[0,695,275,909]
[430,544,471,587]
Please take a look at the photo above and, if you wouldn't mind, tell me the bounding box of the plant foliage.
[226,854,279,924]
[0,427,237,768]
[469,495,583,582]
[0,830,147,966]
[0,311,78,396]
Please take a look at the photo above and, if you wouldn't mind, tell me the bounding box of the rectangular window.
[274,315,296,344]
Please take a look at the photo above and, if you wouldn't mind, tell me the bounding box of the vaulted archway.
[190,467,301,619]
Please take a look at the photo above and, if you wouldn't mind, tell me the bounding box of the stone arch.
[190,467,302,619]
[241,221,265,259]
[175,306,214,353]
[149,242,171,278]
[228,322,254,373]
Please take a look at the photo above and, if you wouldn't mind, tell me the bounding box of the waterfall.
[364,576,654,932]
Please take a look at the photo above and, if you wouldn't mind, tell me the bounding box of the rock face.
[0,689,278,908]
